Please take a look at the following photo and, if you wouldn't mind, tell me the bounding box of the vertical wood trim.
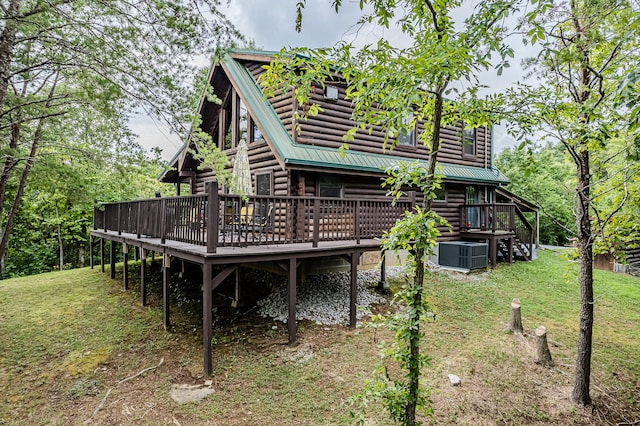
[292,96,298,143]
[350,251,359,328]
[140,248,147,306]
[218,109,226,150]
[202,263,213,376]
[231,89,238,148]
[163,254,170,330]
[288,257,297,343]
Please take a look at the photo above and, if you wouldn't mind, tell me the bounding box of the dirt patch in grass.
[1,252,639,425]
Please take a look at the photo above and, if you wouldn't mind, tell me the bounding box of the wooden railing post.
[117,203,122,235]
[312,198,320,248]
[510,205,515,231]
[207,181,219,253]
[136,201,142,238]
[160,198,167,244]
[355,200,361,244]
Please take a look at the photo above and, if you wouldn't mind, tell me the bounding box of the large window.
[463,127,476,156]
[319,175,343,197]
[219,90,260,149]
[256,172,272,196]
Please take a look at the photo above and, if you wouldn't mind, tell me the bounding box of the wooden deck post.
[100,238,105,273]
[489,238,497,268]
[89,236,94,269]
[110,241,116,279]
[117,204,122,236]
[123,243,129,290]
[355,200,361,244]
[378,250,390,293]
[350,251,359,328]
[312,199,320,248]
[288,257,297,343]
[140,248,147,306]
[207,181,219,253]
[163,253,170,330]
[202,263,213,376]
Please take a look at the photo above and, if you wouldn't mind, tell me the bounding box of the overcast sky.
[132,0,537,160]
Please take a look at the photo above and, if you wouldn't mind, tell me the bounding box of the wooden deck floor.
[91,229,382,264]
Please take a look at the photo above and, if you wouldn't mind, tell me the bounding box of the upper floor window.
[220,90,261,149]
[463,127,476,156]
[397,114,416,147]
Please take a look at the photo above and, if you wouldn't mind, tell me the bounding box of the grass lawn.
[0,249,638,425]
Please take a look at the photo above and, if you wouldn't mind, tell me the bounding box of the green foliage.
[495,143,576,245]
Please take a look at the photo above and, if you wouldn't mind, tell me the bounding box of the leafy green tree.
[0,0,241,266]
[263,0,522,423]
[511,0,640,405]
[495,143,576,245]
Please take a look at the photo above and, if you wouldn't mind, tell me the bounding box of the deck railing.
[94,183,414,253]
[460,203,516,233]
[459,203,534,257]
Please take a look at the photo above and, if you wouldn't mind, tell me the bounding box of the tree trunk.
[509,298,524,334]
[572,150,593,406]
[405,247,424,426]
[403,86,447,425]
[55,199,64,270]
[0,72,59,261]
[535,326,553,367]
[0,0,20,113]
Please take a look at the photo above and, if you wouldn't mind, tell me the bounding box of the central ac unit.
[439,241,488,269]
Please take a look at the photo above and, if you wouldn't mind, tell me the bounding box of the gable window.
[463,127,476,156]
[397,114,416,147]
[250,118,263,143]
[319,175,343,198]
[256,172,272,196]
[219,90,257,149]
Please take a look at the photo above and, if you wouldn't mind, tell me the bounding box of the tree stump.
[509,298,523,334]
[535,326,554,367]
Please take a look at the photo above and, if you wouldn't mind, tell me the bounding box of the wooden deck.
[89,186,400,376]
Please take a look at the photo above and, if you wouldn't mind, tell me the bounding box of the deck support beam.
[350,251,359,328]
[203,264,213,376]
[288,257,297,343]
[163,254,170,330]
[89,236,94,269]
[489,238,497,268]
[123,243,129,290]
[110,241,116,279]
[140,248,147,306]
[100,238,104,273]
[201,264,237,376]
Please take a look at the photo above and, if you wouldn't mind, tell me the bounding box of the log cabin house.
[90,49,538,375]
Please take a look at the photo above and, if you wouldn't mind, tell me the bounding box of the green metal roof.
[201,51,510,185]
